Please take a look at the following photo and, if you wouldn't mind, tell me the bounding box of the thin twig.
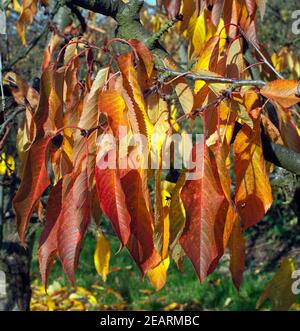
[238,26,284,79]
[3,2,60,72]
[0,106,25,136]
[157,67,266,86]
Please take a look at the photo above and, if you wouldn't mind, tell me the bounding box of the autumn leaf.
[229,217,245,290]
[117,53,154,146]
[128,39,154,78]
[121,170,161,275]
[257,258,296,311]
[13,136,53,244]
[95,155,131,246]
[260,80,300,108]
[57,170,91,284]
[94,231,111,282]
[76,67,109,184]
[147,256,170,291]
[0,153,15,176]
[98,90,128,138]
[180,140,227,282]
[12,0,22,13]
[38,177,69,288]
[16,0,39,45]
[169,173,186,245]
[33,64,64,139]
[175,83,194,115]
[234,120,273,228]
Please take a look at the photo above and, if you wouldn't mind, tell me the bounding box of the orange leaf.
[234,120,273,228]
[98,90,128,138]
[117,53,153,144]
[16,0,38,45]
[260,80,300,108]
[128,39,154,78]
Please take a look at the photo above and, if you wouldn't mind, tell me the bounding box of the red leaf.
[38,177,68,288]
[57,171,91,284]
[180,142,226,282]
[13,136,52,244]
[121,170,161,275]
[95,158,131,246]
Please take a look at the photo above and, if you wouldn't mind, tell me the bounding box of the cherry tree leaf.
[95,158,131,246]
[260,80,300,108]
[57,170,91,285]
[13,136,53,244]
[117,53,154,145]
[229,217,245,290]
[94,231,111,282]
[257,258,296,311]
[121,170,161,275]
[38,177,70,288]
[180,141,227,282]
[234,120,273,228]
[98,90,128,137]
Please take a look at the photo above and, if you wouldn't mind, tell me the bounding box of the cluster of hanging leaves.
[8,0,300,303]
[13,0,49,45]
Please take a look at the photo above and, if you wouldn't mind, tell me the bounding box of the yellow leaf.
[12,0,22,13]
[257,258,296,311]
[0,153,15,176]
[16,0,39,46]
[163,302,179,311]
[188,11,207,57]
[94,231,111,282]
[175,83,194,115]
[169,173,186,245]
[147,256,170,291]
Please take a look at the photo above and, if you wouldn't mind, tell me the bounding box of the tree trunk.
[0,218,35,311]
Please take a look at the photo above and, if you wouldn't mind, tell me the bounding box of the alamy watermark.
[292,269,300,295]
[292,10,300,34]
[96,127,204,180]
[0,270,6,298]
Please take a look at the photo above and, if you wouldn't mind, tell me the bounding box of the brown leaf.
[229,217,245,290]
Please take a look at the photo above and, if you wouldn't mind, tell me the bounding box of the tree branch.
[65,2,87,33]
[262,131,300,175]
[157,67,267,86]
[0,106,25,137]
[67,0,120,18]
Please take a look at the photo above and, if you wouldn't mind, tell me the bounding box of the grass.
[30,230,271,311]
